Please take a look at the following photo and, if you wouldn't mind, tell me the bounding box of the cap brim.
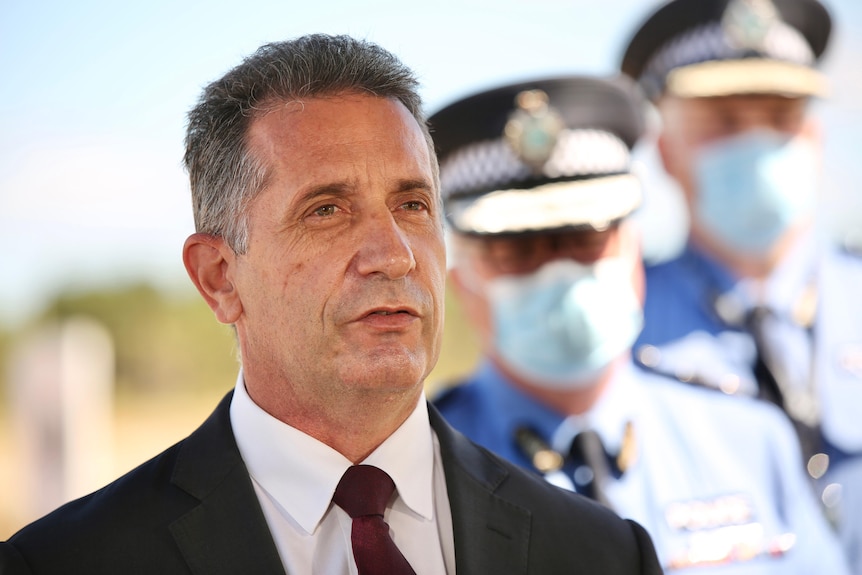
[446,174,642,235]
[666,59,829,98]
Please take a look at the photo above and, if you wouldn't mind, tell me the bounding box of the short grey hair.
[184,34,439,253]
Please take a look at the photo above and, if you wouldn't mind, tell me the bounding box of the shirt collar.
[360,392,435,523]
[229,371,435,534]
[550,362,642,456]
[752,232,818,314]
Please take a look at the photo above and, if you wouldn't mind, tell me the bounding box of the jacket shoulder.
[487,442,661,573]
[428,404,662,573]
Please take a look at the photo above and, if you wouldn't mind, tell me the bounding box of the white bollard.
[9,316,114,519]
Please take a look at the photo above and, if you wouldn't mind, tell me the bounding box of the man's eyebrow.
[291,178,434,208]
[394,178,434,193]
[295,182,352,203]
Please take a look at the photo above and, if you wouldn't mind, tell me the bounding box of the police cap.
[620,0,832,101]
[429,75,645,236]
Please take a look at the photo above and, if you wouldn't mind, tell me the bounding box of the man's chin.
[343,353,429,391]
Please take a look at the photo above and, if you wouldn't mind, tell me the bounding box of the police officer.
[430,75,850,573]
[620,0,862,563]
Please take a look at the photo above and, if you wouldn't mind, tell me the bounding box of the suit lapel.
[168,392,286,575]
[162,394,533,574]
[429,405,531,575]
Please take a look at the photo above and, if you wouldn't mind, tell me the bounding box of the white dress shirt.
[230,372,455,574]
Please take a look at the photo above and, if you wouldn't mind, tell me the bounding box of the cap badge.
[504,89,564,173]
[722,0,780,52]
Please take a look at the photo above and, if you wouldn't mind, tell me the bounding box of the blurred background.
[1,0,859,538]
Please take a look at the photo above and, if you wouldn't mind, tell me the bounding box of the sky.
[1,0,860,326]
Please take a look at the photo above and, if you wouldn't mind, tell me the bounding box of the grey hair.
[184,34,439,253]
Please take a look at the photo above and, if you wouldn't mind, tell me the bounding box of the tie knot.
[333,465,396,519]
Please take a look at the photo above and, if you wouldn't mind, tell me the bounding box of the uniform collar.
[229,371,435,535]
[476,359,639,460]
[679,243,738,297]
[685,234,818,321]
[743,233,818,316]
[475,360,567,448]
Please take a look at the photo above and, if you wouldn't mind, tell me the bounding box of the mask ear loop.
[591,221,641,286]
[613,220,648,304]
[448,236,488,298]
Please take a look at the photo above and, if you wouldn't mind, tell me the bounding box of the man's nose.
[352,211,416,279]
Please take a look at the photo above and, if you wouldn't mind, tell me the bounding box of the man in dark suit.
[0,34,661,574]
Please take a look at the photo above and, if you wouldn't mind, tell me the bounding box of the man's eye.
[402,201,426,211]
[313,205,337,217]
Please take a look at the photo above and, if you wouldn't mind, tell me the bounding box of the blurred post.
[9,316,114,520]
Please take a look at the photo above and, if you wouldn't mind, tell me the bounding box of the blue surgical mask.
[694,130,818,253]
[486,258,643,390]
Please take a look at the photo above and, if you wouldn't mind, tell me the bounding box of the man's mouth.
[363,306,417,319]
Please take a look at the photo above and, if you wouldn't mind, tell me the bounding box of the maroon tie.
[332,465,416,575]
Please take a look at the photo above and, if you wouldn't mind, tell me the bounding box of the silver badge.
[722,0,780,52]
[504,89,564,172]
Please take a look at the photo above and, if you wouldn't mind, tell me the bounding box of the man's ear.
[183,233,243,324]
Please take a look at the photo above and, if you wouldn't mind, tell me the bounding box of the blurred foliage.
[430,281,483,393]
[3,284,238,398]
[0,278,481,401]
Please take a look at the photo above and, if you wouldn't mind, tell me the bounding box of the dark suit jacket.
[1,392,661,574]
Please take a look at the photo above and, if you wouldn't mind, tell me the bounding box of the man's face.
[459,226,622,280]
[658,94,811,204]
[233,94,445,402]
[452,223,642,347]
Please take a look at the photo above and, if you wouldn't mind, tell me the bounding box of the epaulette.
[633,345,744,397]
[840,232,862,258]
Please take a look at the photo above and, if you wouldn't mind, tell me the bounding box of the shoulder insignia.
[841,232,862,258]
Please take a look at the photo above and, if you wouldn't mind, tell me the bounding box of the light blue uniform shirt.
[636,238,862,570]
[435,361,850,574]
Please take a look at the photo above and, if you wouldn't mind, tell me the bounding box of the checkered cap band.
[640,20,814,99]
[440,129,630,199]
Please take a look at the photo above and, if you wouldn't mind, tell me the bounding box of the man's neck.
[688,223,808,281]
[244,376,423,464]
[501,355,625,417]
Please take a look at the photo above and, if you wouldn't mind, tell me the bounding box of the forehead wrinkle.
[334,137,433,191]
